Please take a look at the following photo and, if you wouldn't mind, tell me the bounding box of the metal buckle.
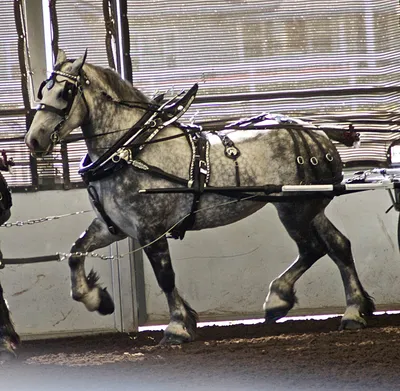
[50,131,59,143]
[226,146,239,157]
[199,160,208,175]
[112,148,131,164]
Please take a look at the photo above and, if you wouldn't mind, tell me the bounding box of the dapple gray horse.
[25,49,374,344]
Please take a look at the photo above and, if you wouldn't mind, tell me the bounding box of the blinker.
[47,78,55,90]
[37,77,55,100]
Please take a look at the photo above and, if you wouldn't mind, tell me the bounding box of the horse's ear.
[69,49,88,75]
[55,49,67,66]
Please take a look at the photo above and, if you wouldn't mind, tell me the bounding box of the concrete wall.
[0,189,125,337]
[142,189,400,324]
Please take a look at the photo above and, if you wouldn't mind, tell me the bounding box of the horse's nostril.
[27,137,39,151]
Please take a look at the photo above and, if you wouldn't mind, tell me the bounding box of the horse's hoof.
[0,343,17,362]
[339,319,366,331]
[97,288,115,315]
[160,333,191,345]
[265,308,289,323]
[161,322,194,345]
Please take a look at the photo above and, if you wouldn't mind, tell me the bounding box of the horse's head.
[25,49,90,157]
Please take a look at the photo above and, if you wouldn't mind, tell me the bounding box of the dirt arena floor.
[2,313,400,391]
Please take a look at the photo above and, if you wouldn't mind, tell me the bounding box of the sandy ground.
[2,313,400,391]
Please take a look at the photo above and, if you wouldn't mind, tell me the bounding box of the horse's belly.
[191,193,267,230]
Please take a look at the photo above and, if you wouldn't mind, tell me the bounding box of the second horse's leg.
[139,234,198,344]
[68,218,126,315]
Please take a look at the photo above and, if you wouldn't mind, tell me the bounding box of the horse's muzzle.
[25,137,53,158]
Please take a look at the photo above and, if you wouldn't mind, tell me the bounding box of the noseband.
[36,68,90,146]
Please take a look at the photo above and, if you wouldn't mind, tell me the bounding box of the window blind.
[52,0,111,183]
[54,0,110,67]
[0,2,32,188]
[127,0,400,167]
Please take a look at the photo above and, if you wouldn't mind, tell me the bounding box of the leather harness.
[36,65,344,241]
[79,83,210,239]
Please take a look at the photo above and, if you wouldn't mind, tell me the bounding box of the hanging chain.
[0,210,92,228]
[0,196,259,264]
[57,195,259,262]
[56,251,117,262]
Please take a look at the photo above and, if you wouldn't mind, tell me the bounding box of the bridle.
[35,64,164,149]
[36,67,91,147]
[34,60,200,185]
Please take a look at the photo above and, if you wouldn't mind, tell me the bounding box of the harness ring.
[111,154,121,163]
[326,153,334,162]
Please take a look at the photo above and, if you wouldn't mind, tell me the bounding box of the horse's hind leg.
[68,218,126,315]
[139,234,198,344]
[312,212,375,329]
[264,203,328,322]
[0,280,19,361]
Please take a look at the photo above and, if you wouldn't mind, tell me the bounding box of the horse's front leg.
[139,234,198,344]
[68,218,126,315]
[0,280,19,361]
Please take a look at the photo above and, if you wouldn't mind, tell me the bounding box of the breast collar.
[78,83,199,184]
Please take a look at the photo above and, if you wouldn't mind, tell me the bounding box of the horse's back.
[207,127,342,188]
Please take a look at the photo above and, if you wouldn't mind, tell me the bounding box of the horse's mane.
[83,63,152,104]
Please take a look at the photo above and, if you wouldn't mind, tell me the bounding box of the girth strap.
[168,136,210,240]
[87,185,120,235]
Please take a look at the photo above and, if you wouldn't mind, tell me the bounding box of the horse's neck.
[83,98,145,161]
[80,65,148,160]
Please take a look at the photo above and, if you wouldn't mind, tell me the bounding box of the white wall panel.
[0,190,122,337]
